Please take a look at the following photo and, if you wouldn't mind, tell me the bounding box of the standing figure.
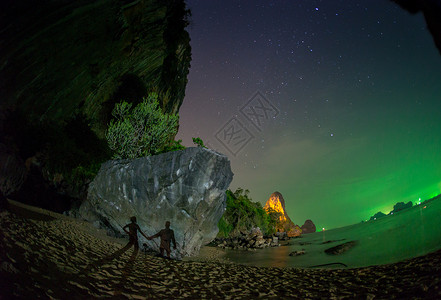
[123,216,148,249]
[148,221,176,258]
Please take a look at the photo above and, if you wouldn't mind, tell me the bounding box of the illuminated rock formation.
[264,192,290,223]
[263,192,301,237]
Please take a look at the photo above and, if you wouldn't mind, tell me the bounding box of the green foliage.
[105,93,179,159]
[217,216,234,238]
[192,137,206,148]
[159,139,186,154]
[265,206,284,232]
[217,188,276,237]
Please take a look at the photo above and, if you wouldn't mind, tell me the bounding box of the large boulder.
[77,147,233,258]
[287,225,302,238]
[247,227,263,240]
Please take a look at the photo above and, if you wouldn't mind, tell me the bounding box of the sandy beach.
[1,200,440,299]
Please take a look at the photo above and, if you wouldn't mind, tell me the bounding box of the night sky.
[176,0,441,230]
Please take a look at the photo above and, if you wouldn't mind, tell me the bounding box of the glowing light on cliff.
[263,194,287,222]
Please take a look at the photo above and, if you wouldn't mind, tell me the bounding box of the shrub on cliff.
[192,137,206,148]
[158,139,186,154]
[105,93,179,159]
[217,188,275,237]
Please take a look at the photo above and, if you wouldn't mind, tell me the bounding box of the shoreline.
[183,245,232,265]
[1,200,440,298]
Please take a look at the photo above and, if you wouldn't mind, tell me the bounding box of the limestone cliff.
[264,192,293,224]
[263,192,301,237]
[0,0,191,210]
[0,0,191,130]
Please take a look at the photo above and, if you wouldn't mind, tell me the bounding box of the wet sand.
[1,200,440,299]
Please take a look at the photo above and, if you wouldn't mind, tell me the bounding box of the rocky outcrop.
[264,192,292,224]
[0,0,191,211]
[287,225,302,238]
[300,219,316,234]
[289,250,306,256]
[77,147,233,258]
[263,191,300,236]
[274,231,288,240]
[325,241,358,255]
[213,228,280,250]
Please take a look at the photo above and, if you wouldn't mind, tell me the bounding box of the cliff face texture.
[0,0,191,210]
[264,191,301,237]
[78,147,234,257]
[264,192,293,225]
[0,0,190,132]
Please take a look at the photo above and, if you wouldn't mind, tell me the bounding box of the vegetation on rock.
[157,136,207,154]
[159,139,186,153]
[106,93,179,159]
[0,0,192,211]
[264,206,285,231]
[217,188,279,237]
[192,137,206,148]
[263,191,302,236]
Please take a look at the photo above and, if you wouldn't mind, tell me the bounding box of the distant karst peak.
[264,192,291,223]
[264,192,300,237]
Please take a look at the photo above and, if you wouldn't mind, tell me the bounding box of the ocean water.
[223,195,441,269]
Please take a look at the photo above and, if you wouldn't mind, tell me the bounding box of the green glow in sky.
[230,90,441,229]
[177,1,441,230]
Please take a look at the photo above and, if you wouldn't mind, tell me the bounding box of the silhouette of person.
[148,221,176,258]
[123,216,148,249]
